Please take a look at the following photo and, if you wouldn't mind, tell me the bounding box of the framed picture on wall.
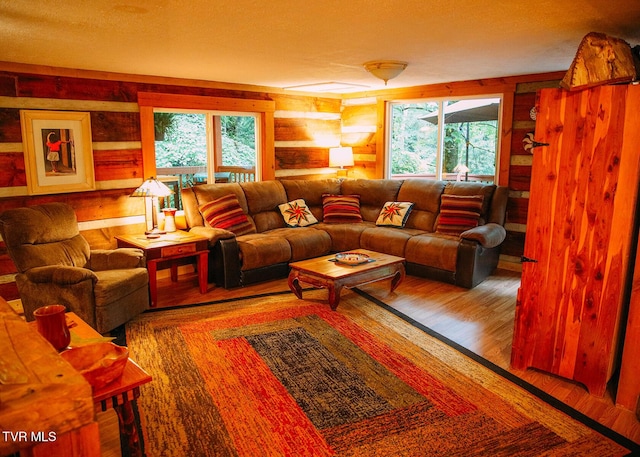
[20,110,95,195]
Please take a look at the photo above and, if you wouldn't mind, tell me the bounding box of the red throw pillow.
[436,194,484,235]
[199,194,256,235]
[322,194,363,223]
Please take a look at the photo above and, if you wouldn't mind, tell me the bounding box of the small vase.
[33,304,71,351]
[162,208,177,232]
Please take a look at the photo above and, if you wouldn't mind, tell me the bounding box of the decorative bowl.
[335,252,370,266]
[61,342,129,389]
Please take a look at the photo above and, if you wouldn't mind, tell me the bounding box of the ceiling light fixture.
[363,60,408,85]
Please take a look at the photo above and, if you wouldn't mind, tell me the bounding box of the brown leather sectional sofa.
[181,178,508,289]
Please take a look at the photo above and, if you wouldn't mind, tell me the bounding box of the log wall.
[0,62,565,299]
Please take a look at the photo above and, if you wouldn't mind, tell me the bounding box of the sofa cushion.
[199,194,256,236]
[443,182,496,224]
[240,180,288,232]
[187,183,247,228]
[315,221,373,252]
[341,179,403,222]
[405,233,460,272]
[322,194,363,223]
[436,194,484,235]
[397,179,446,231]
[93,268,149,307]
[266,227,331,261]
[281,178,342,221]
[375,202,414,228]
[278,199,318,227]
[360,226,423,258]
[0,203,92,273]
[236,234,291,270]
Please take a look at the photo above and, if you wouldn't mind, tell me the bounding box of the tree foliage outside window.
[155,113,256,168]
[155,113,206,167]
[220,116,256,167]
[389,98,499,182]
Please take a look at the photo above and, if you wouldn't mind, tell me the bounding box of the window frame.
[153,108,260,182]
[138,92,275,181]
[375,84,515,186]
[386,95,503,182]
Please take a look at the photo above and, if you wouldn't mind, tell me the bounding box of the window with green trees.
[154,110,257,179]
[388,97,500,183]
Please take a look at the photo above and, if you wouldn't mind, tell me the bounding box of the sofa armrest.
[25,265,98,285]
[88,248,146,270]
[189,226,236,246]
[460,223,506,249]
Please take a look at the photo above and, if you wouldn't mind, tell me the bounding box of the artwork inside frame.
[20,110,95,195]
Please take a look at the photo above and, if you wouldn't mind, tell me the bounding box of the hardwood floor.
[100,266,640,455]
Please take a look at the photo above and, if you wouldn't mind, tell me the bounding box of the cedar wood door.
[511,85,640,397]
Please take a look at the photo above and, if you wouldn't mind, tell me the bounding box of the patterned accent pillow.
[376,201,414,227]
[199,194,256,235]
[278,199,318,227]
[436,194,484,235]
[322,194,363,224]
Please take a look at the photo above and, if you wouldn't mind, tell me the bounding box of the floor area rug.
[125,290,634,456]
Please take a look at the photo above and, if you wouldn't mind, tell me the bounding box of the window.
[387,96,501,183]
[138,92,275,188]
[154,110,258,183]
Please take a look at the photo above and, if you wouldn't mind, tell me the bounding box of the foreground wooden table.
[65,313,152,457]
[0,298,99,457]
[288,249,405,310]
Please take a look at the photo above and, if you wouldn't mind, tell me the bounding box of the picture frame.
[20,110,95,195]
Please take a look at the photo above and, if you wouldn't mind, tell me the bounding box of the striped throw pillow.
[199,194,255,235]
[322,194,363,224]
[436,194,484,235]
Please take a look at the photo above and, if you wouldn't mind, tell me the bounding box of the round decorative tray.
[335,252,370,265]
[61,342,129,389]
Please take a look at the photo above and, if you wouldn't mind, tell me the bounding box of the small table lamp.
[329,147,354,177]
[453,163,470,181]
[131,177,174,236]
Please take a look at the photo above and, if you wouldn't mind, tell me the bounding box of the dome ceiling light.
[363,60,408,85]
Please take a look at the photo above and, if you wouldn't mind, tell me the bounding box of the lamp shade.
[130,177,174,235]
[329,147,354,168]
[130,177,174,198]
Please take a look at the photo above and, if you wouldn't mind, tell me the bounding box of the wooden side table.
[115,230,209,307]
[65,312,152,457]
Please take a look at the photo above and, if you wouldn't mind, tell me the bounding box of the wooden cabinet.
[617,234,640,411]
[511,84,640,397]
[0,297,100,457]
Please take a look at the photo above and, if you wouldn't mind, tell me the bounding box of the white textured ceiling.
[2,0,639,93]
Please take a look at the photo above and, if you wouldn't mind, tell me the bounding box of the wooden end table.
[25,311,152,457]
[66,312,152,457]
[288,249,405,310]
[115,230,209,307]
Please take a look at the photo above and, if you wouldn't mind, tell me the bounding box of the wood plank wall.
[502,79,563,263]
[0,63,565,300]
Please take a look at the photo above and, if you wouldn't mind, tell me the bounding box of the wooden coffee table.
[288,249,405,310]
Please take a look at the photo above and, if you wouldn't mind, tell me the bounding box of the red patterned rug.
[125,290,633,456]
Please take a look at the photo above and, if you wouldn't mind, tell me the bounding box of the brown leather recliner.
[0,202,149,334]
